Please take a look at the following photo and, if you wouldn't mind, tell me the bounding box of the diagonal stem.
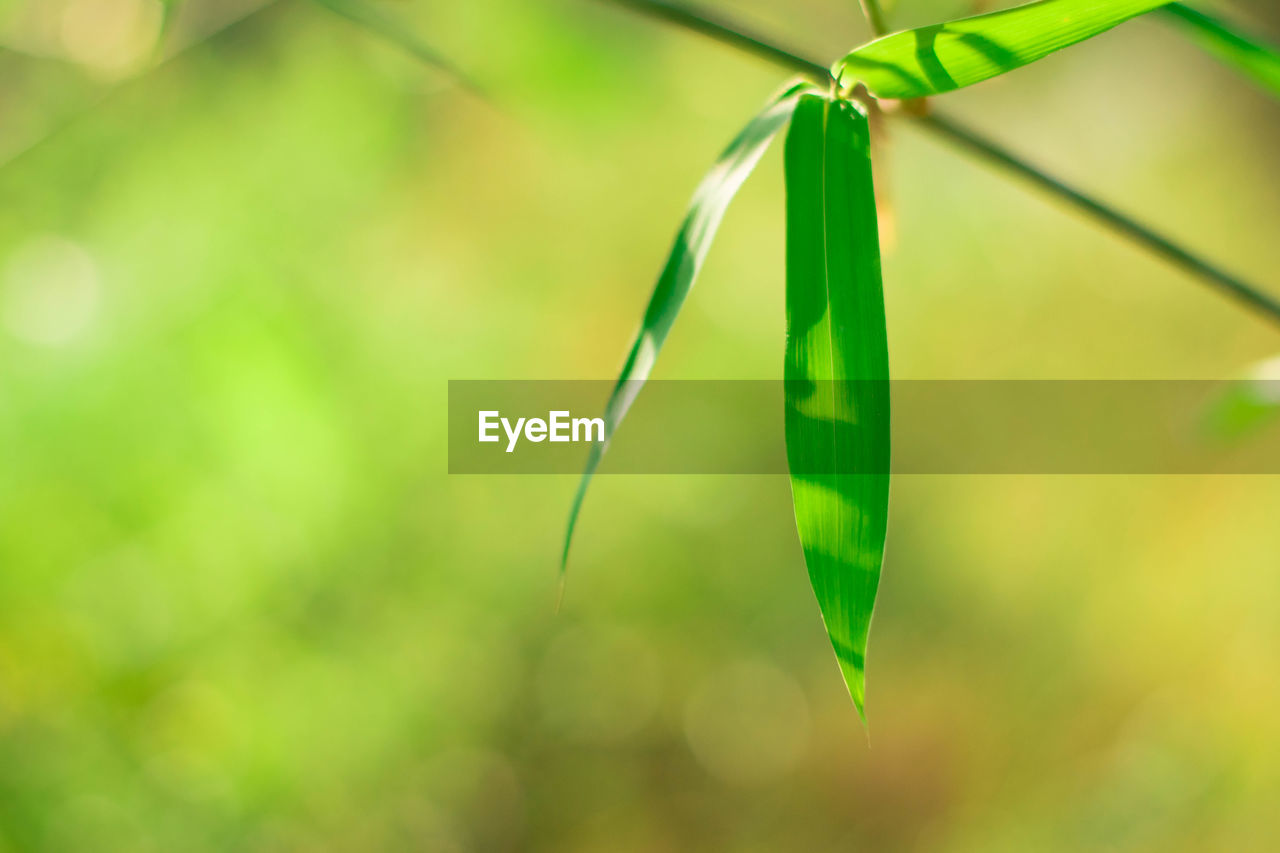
[596,0,1280,331]
[913,112,1280,323]
[0,0,283,173]
[605,0,831,80]
[311,0,489,99]
[0,0,486,175]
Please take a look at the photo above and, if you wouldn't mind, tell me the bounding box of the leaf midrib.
[818,99,842,489]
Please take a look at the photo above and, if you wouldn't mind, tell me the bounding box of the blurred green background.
[2,0,1280,850]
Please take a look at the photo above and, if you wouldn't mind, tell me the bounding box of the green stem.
[913,112,1280,323]
[311,0,488,99]
[599,0,1280,331]
[1,0,282,173]
[605,0,830,81]
[859,0,889,37]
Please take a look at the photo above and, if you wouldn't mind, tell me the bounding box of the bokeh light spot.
[2,235,102,346]
[59,0,162,76]
[537,623,662,744]
[683,659,810,785]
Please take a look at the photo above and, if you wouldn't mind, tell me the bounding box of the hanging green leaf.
[833,0,1170,100]
[1162,3,1280,99]
[561,81,816,579]
[784,92,891,720]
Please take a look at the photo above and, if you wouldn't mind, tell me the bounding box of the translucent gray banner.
[447,380,1280,474]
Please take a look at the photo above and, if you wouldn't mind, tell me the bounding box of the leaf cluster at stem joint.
[597,0,1280,331]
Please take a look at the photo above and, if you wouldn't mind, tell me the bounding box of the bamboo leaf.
[784,92,890,719]
[1163,3,1280,99]
[833,0,1170,100]
[561,81,815,581]
[603,0,1280,330]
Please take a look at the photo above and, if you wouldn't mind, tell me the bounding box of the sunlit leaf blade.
[561,81,815,581]
[833,0,1170,100]
[310,0,485,96]
[1163,3,1280,99]
[784,93,890,720]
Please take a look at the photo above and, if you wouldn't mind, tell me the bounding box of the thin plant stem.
[604,0,830,81]
[598,0,1280,330]
[860,0,889,37]
[311,0,489,99]
[0,0,282,173]
[914,112,1280,322]
[0,0,487,175]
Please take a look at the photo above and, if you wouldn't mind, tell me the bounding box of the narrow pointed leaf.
[1163,3,1280,99]
[561,81,815,577]
[833,0,1170,100]
[784,93,890,719]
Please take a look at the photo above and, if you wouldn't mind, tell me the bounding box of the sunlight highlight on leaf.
[833,0,1170,100]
